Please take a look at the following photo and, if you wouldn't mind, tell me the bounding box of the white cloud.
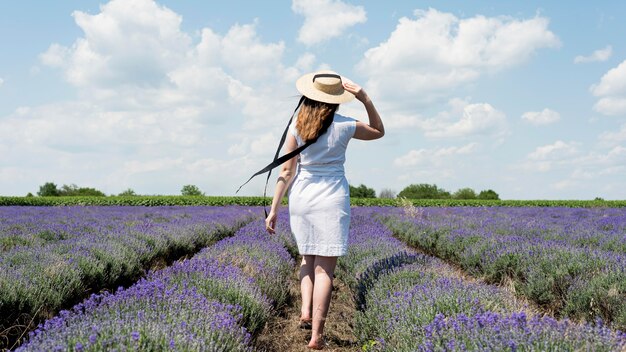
[551,146,626,192]
[579,145,626,165]
[417,99,508,138]
[295,52,316,71]
[381,112,423,130]
[515,139,626,197]
[590,60,626,116]
[228,132,279,157]
[41,0,190,89]
[521,108,560,125]
[39,1,289,101]
[590,60,626,97]
[593,97,626,116]
[0,77,4,87]
[392,142,480,185]
[36,0,302,123]
[599,123,626,147]
[527,140,578,161]
[380,98,508,140]
[0,102,207,152]
[219,22,286,82]
[292,0,366,45]
[516,140,579,173]
[39,43,70,68]
[358,8,560,104]
[393,143,477,167]
[574,45,612,64]
[552,179,577,190]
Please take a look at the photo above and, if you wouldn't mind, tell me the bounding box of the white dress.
[288,113,356,257]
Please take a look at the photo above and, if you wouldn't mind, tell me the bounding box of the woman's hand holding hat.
[344,79,385,140]
[342,80,369,103]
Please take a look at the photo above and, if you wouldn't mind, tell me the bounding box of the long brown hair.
[296,97,338,143]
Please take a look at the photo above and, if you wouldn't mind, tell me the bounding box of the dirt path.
[256,264,359,352]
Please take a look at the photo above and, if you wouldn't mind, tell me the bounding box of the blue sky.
[1,0,626,199]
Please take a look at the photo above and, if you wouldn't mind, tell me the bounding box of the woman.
[265,70,384,349]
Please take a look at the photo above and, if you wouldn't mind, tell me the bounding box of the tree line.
[33,182,499,200]
[33,182,206,197]
[352,183,499,200]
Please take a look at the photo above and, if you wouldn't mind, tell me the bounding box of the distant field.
[1,195,626,207]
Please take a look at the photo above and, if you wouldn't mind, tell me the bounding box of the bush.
[181,185,204,196]
[118,188,137,196]
[58,184,106,197]
[350,184,376,198]
[398,183,451,199]
[36,183,106,197]
[453,187,477,199]
[478,189,500,200]
[37,182,60,197]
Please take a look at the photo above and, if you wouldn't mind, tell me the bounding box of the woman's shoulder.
[333,113,357,138]
[334,113,357,123]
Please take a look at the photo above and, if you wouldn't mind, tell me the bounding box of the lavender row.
[17,216,295,351]
[194,215,297,310]
[358,260,626,351]
[0,206,253,347]
[336,208,426,309]
[344,208,626,351]
[16,278,253,351]
[384,206,626,329]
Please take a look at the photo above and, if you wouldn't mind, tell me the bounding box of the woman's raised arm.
[343,81,384,140]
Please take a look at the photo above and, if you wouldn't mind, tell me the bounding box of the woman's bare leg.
[300,255,316,322]
[308,255,337,349]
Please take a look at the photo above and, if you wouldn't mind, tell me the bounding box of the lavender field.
[15,217,296,351]
[384,207,626,330]
[343,207,626,351]
[2,205,626,351]
[0,206,255,349]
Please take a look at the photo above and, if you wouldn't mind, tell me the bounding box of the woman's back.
[290,113,356,178]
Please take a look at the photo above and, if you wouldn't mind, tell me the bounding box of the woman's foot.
[307,338,326,350]
[307,333,326,350]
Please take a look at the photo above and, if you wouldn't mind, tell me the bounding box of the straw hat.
[296,70,355,104]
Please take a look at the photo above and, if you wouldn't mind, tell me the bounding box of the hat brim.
[296,72,355,104]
